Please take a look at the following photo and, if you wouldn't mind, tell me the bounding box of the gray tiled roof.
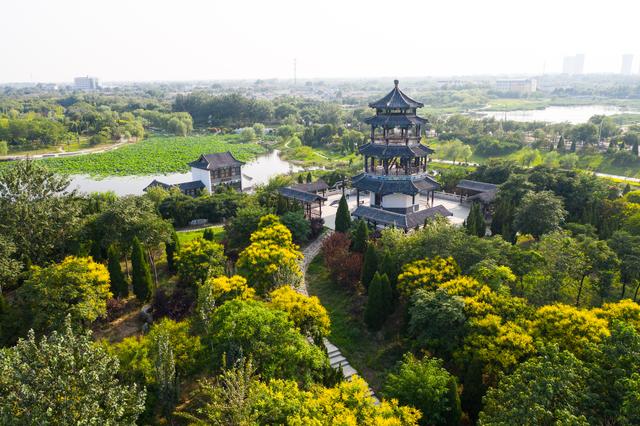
[278,187,327,203]
[456,179,498,193]
[359,142,434,159]
[369,80,424,109]
[188,151,244,170]
[291,179,329,193]
[143,179,205,192]
[363,114,427,128]
[352,205,453,229]
[351,173,440,196]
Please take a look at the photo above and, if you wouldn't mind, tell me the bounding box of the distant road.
[0,138,135,162]
[429,158,640,183]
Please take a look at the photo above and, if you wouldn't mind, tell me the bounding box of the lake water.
[479,105,640,124]
[68,150,302,195]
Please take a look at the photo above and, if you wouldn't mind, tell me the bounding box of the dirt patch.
[93,298,144,343]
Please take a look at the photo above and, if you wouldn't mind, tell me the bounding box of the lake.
[68,150,302,195]
[479,105,640,124]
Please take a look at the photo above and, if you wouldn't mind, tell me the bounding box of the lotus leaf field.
[36,134,266,177]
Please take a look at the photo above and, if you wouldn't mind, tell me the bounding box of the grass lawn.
[176,225,225,244]
[35,134,266,177]
[306,254,407,390]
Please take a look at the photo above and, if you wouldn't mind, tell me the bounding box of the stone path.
[298,231,376,398]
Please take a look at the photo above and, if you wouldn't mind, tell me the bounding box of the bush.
[280,211,311,243]
[322,232,362,290]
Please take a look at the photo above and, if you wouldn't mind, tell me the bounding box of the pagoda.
[351,80,451,229]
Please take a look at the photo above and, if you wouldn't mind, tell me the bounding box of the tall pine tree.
[306,172,312,183]
[166,230,180,274]
[364,272,392,330]
[107,244,128,298]
[379,250,399,301]
[557,135,565,152]
[465,202,486,237]
[361,244,378,290]
[334,195,352,233]
[131,237,153,302]
[352,220,369,253]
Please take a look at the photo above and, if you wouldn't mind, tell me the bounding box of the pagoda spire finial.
[394,79,399,88]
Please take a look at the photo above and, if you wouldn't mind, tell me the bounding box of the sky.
[2,0,640,83]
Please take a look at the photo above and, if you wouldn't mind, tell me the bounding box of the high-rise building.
[562,54,585,75]
[621,54,634,75]
[73,76,99,91]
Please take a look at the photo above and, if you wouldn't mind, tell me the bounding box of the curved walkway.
[298,231,376,397]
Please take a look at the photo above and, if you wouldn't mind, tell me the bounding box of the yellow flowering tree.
[397,256,460,298]
[237,216,303,295]
[593,299,640,331]
[531,304,610,357]
[269,286,330,341]
[196,275,255,328]
[17,256,111,333]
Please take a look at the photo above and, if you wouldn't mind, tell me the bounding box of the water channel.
[479,105,640,124]
[68,150,302,195]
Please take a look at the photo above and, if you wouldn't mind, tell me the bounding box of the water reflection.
[479,105,639,124]
[69,150,302,195]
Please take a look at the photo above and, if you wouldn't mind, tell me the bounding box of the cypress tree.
[361,244,378,290]
[297,174,304,184]
[107,244,128,298]
[379,250,399,300]
[364,272,391,330]
[445,376,462,426]
[306,172,312,183]
[633,141,639,156]
[557,135,565,152]
[352,220,369,253]
[465,202,486,237]
[166,230,180,274]
[202,228,215,241]
[570,139,577,152]
[131,237,153,302]
[623,183,632,195]
[334,195,352,233]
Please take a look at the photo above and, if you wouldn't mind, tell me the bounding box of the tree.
[0,140,7,156]
[280,210,311,243]
[352,220,369,253]
[203,300,329,385]
[175,238,226,286]
[479,345,588,425]
[239,127,256,142]
[224,204,269,253]
[269,286,331,342]
[397,256,460,298]
[107,244,128,298]
[131,237,153,301]
[17,256,111,334]
[514,190,567,238]
[297,174,304,184]
[0,235,21,291]
[557,135,566,152]
[306,171,312,183]
[322,232,362,290]
[165,229,180,274]
[0,317,145,424]
[409,288,467,357]
[237,219,303,295]
[252,122,265,137]
[334,194,352,233]
[384,353,461,426]
[364,272,392,330]
[361,244,378,289]
[465,202,486,237]
[202,227,216,241]
[0,160,81,264]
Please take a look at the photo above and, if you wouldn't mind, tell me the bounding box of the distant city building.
[621,54,634,75]
[495,78,537,94]
[74,76,99,91]
[562,54,585,75]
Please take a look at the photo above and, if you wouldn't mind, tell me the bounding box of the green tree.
[175,238,226,286]
[352,219,369,253]
[17,256,111,334]
[107,244,128,298]
[0,317,145,424]
[280,210,311,244]
[203,300,329,385]
[361,244,378,289]
[479,345,588,425]
[514,190,567,238]
[0,235,21,291]
[202,227,215,241]
[297,174,304,184]
[465,202,486,237]
[131,237,153,302]
[224,204,269,253]
[0,160,81,265]
[154,331,178,416]
[364,272,392,330]
[239,127,257,142]
[334,194,352,233]
[306,172,312,183]
[0,141,7,156]
[384,353,461,426]
[165,229,180,274]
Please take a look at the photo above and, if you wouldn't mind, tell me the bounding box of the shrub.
[322,232,362,290]
[364,272,392,330]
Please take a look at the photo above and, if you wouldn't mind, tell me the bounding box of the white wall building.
[74,76,99,91]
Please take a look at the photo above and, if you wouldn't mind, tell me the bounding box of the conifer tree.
[557,135,565,152]
[352,220,369,253]
[165,230,180,274]
[334,195,352,233]
[202,228,215,241]
[107,244,128,298]
[633,141,639,156]
[570,139,577,152]
[361,244,378,290]
[364,272,391,330]
[623,183,632,195]
[306,172,313,183]
[131,237,153,302]
[297,174,304,184]
[465,202,486,237]
[379,250,399,300]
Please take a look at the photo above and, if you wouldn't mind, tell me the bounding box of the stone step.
[329,355,347,366]
[327,348,341,358]
[341,364,358,379]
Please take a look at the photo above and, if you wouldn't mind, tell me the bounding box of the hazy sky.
[2,0,640,83]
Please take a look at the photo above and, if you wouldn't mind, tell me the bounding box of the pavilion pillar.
[356,189,360,205]
[431,190,435,206]
[364,156,369,173]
